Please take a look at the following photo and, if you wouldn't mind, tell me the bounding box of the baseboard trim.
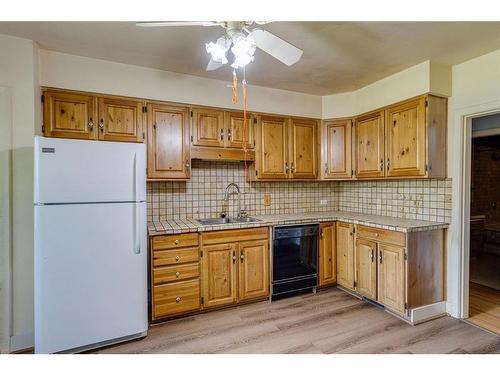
[409,301,447,324]
[10,331,34,353]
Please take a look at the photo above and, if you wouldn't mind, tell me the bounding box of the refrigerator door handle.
[134,152,139,202]
[133,153,141,254]
[134,204,141,255]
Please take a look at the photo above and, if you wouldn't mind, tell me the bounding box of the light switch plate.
[264,193,272,207]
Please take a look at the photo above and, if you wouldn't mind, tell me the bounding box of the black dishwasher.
[272,225,319,300]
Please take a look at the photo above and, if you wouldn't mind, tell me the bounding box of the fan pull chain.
[232,70,238,104]
[242,67,249,180]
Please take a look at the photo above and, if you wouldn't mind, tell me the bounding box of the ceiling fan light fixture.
[205,36,230,64]
[230,35,256,69]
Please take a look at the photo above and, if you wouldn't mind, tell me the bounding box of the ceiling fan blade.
[136,21,221,27]
[206,58,224,71]
[250,29,303,66]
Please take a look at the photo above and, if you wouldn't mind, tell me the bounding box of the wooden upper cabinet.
[385,97,426,177]
[377,243,405,313]
[319,222,337,287]
[238,240,269,302]
[355,238,377,300]
[321,118,353,179]
[336,222,355,290]
[289,118,318,179]
[225,111,254,149]
[43,90,97,140]
[147,103,190,180]
[355,110,385,179]
[256,115,289,179]
[191,107,225,148]
[201,243,238,309]
[98,97,144,142]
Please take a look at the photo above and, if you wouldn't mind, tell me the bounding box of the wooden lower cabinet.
[238,240,269,301]
[201,228,270,308]
[201,243,238,308]
[336,222,355,290]
[355,238,377,300]
[151,228,270,321]
[151,233,201,321]
[153,279,200,318]
[319,222,336,287]
[377,243,405,313]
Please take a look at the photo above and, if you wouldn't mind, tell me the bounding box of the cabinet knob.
[240,253,245,262]
[174,240,179,245]
[175,255,180,261]
[88,118,94,130]
[99,119,104,132]
[375,233,379,237]
[176,297,181,303]
[175,271,180,278]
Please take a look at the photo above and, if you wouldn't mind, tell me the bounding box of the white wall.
[0,34,39,351]
[39,50,323,119]
[322,61,452,118]
[0,87,12,353]
[447,49,500,318]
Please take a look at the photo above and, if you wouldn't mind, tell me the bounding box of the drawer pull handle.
[176,297,181,303]
[175,256,180,261]
[175,271,180,278]
[174,240,179,245]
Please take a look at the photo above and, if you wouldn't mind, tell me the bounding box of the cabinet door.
[238,240,269,301]
[319,223,336,287]
[202,243,238,308]
[147,103,190,180]
[256,115,289,179]
[355,111,385,178]
[378,243,405,314]
[191,107,225,148]
[336,222,355,290]
[355,238,377,300]
[225,111,254,149]
[98,97,144,142]
[43,90,97,140]
[385,97,426,177]
[321,119,353,179]
[289,118,318,179]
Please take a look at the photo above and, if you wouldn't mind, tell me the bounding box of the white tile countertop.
[148,211,449,236]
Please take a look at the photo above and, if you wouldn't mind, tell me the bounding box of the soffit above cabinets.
[0,21,499,95]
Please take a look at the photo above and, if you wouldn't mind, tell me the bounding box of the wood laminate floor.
[468,282,500,335]
[95,288,500,354]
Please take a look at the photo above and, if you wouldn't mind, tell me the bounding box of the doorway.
[467,113,500,334]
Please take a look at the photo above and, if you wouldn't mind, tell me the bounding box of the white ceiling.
[1,21,500,95]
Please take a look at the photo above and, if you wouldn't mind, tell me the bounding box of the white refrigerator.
[34,136,148,354]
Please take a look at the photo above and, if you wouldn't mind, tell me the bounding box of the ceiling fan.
[136,21,303,71]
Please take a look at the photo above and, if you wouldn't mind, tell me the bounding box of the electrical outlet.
[320,199,327,206]
[263,194,272,207]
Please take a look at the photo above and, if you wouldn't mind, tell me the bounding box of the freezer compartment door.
[34,202,147,354]
[34,136,146,204]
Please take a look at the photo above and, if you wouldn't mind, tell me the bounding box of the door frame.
[458,105,500,319]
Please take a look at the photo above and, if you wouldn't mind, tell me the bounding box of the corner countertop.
[148,211,449,236]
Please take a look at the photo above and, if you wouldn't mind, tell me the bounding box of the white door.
[34,136,146,204]
[34,202,147,353]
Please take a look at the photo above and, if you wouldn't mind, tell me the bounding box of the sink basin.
[197,217,261,225]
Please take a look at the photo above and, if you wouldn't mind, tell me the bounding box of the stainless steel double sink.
[196,217,261,226]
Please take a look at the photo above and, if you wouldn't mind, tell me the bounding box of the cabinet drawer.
[201,227,268,245]
[152,233,199,250]
[153,279,200,318]
[153,247,199,267]
[153,263,200,285]
[357,225,406,247]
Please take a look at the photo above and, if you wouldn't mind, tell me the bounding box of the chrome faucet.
[221,183,246,218]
